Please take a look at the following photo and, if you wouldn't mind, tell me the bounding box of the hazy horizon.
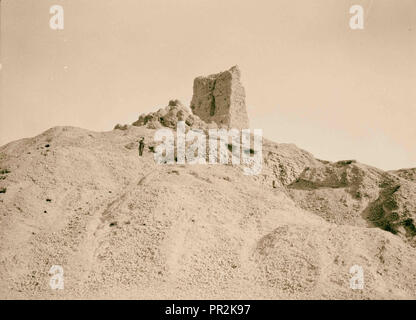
[1,0,415,170]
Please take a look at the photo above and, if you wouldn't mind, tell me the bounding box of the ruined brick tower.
[190,66,249,129]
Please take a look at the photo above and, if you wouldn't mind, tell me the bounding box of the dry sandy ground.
[0,124,415,299]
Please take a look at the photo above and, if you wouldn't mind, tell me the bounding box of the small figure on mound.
[139,137,145,156]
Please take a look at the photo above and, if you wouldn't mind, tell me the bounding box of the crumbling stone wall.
[190,66,249,129]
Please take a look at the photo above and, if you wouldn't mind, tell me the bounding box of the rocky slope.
[1,66,415,299]
[0,122,415,299]
[128,100,416,246]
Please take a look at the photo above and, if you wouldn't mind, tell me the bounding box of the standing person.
[139,137,145,156]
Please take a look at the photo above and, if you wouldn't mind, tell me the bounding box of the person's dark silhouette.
[139,137,145,156]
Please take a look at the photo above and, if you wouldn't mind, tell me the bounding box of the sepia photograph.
[0,0,415,309]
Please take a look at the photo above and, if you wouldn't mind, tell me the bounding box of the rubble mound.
[0,66,415,299]
[131,99,217,130]
[1,125,415,299]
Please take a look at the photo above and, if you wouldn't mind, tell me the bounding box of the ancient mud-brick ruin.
[190,66,249,129]
[129,66,250,131]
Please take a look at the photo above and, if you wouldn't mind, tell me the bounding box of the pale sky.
[1,0,415,170]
